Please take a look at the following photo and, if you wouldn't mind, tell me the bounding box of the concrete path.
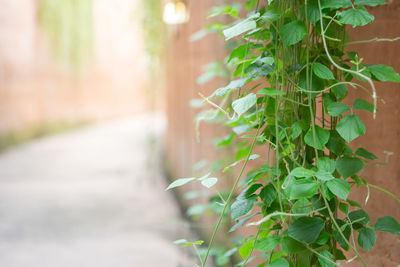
[0,114,194,267]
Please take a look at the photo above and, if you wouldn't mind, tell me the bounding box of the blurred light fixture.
[163,1,190,25]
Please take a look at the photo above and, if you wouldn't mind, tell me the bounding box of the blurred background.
[0,0,398,266]
[0,0,156,144]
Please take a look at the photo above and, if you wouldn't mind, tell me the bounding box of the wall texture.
[165,0,227,178]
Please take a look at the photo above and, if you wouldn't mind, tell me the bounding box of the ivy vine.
[168,0,400,266]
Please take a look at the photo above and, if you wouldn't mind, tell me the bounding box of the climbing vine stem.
[168,0,400,266]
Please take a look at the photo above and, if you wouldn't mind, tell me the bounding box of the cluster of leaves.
[169,0,400,266]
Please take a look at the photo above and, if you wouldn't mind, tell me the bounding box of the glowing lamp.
[163,1,190,25]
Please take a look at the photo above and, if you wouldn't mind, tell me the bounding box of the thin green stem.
[248,208,326,226]
[346,37,400,45]
[368,183,400,204]
[319,189,367,266]
[240,225,262,266]
[201,122,263,267]
[317,0,378,118]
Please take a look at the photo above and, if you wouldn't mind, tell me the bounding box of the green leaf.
[292,198,313,214]
[313,63,334,80]
[268,258,289,267]
[231,196,257,220]
[228,44,248,63]
[280,20,307,47]
[352,65,372,82]
[315,170,335,181]
[260,184,277,206]
[318,250,335,267]
[327,102,350,117]
[175,239,204,247]
[282,236,306,253]
[336,114,366,142]
[319,157,336,173]
[316,231,331,245]
[223,15,259,40]
[187,204,207,216]
[302,0,321,23]
[208,4,241,18]
[216,77,248,97]
[322,0,352,9]
[354,0,387,7]
[230,212,259,232]
[304,125,330,150]
[339,202,349,215]
[201,177,218,188]
[173,239,187,244]
[339,7,374,28]
[166,177,195,190]
[336,156,364,178]
[334,220,351,250]
[288,216,325,243]
[332,84,348,101]
[358,227,376,250]
[259,56,275,65]
[249,153,260,160]
[216,133,234,146]
[254,235,280,251]
[323,93,335,114]
[243,183,262,198]
[326,130,346,156]
[327,178,350,200]
[367,64,400,82]
[336,249,347,260]
[299,69,325,96]
[291,167,315,177]
[223,159,241,172]
[232,93,257,117]
[349,209,370,228]
[353,98,374,112]
[375,216,400,235]
[288,178,319,200]
[216,254,230,266]
[182,240,204,247]
[355,147,377,160]
[291,122,302,139]
[239,241,254,259]
[257,87,284,96]
[348,199,363,208]
[261,9,281,21]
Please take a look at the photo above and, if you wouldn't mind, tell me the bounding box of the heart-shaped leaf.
[336,114,366,142]
[358,227,376,251]
[336,156,364,178]
[339,7,374,28]
[304,126,330,150]
[232,93,257,117]
[313,62,334,80]
[280,20,307,47]
[288,217,325,243]
[327,178,350,200]
[375,216,400,235]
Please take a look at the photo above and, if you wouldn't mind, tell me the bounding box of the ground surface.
[0,114,194,267]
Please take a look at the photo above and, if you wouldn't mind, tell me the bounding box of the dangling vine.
[168,0,400,266]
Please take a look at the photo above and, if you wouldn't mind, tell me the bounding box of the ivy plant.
[168,0,400,266]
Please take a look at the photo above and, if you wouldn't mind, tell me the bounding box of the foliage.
[141,0,166,74]
[169,0,400,266]
[38,0,93,70]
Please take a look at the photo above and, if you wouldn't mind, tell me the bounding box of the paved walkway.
[0,114,194,267]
